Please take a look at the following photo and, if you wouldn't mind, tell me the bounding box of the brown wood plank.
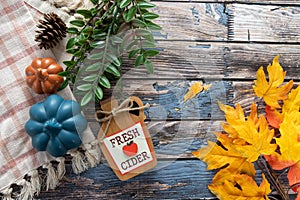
[85,79,296,121]
[120,41,300,79]
[228,4,300,42]
[38,160,293,200]
[152,2,228,41]
[152,0,300,5]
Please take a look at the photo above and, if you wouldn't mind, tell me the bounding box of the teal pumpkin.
[25,94,87,157]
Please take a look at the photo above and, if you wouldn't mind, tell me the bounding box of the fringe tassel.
[43,163,59,190]
[2,188,13,200]
[0,140,102,199]
[83,140,101,168]
[29,170,41,196]
[69,150,88,174]
[56,157,66,180]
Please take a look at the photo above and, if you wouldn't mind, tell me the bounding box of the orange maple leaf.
[253,55,293,108]
[208,174,271,200]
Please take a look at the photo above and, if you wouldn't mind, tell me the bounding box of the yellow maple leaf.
[253,55,293,108]
[234,115,277,162]
[282,85,300,114]
[218,102,276,162]
[209,174,271,200]
[183,81,212,102]
[275,111,300,162]
[192,133,254,175]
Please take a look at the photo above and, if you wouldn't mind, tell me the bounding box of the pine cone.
[35,13,67,50]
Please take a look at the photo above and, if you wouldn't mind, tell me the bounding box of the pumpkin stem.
[44,118,62,136]
[36,68,48,81]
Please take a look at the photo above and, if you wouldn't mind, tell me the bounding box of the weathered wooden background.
[40,0,300,199]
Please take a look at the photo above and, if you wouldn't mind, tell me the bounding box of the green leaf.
[73,50,83,57]
[106,54,121,67]
[99,76,111,88]
[123,6,136,22]
[144,59,154,73]
[66,38,77,49]
[83,27,93,34]
[67,27,79,34]
[91,41,105,48]
[92,33,107,40]
[94,86,103,100]
[58,71,71,77]
[66,48,78,54]
[135,54,145,67]
[119,0,131,8]
[81,91,93,106]
[90,0,99,5]
[142,40,156,48]
[144,49,159,57]
[88,52,104,60]
[105,65,121,77]
[77,83,92,91]
[145,21,161,30]
[131,19,147,28]
[135,29,152,37]
[143,12,159,20]
[70,19,85,27]
[86,62,102,71]
[137,1,156,9]
[76,9,92,19]
[83,74,97,82]
[63,60,76,68]
[58,79,69,91]
[128,49,139,59]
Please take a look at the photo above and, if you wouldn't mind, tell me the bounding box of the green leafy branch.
[59,0,161,106]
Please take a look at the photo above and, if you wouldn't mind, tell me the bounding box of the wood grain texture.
[152,0,300,5]
[228,4,300,42]
[121,41,300,80]
[152,2,228,40]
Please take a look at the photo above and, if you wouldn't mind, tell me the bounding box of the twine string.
[96,98,150,142]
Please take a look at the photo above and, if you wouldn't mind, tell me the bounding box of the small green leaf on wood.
[81,91,93,106]
[107,54,121,67]
[86,62,101,72]
[88,52,104,60]
[76,9,92,19]
[144,59,154,73]
[63,60,76,68]
[66,38,77,49]
[83,74,98,82]
[67,27,79,34]
[77,83,92,91]
[70,19,85,27]
[105,65,121,77]
[94,86,103,100]
[58,79,69,91]
[144,49,160,57]
[58,71,71,77]
[137,1,156,9]
[135,54,145,67]
[128,49,139,59]
[145,21,161,30]
[91,41,105,48]
[143,12,159,20]
[99,75,111,88]
[123,6,137,22]
[119,0,131,8]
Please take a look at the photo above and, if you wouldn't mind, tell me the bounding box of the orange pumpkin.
[25,58,64,94]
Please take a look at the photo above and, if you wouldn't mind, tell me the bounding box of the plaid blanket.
[0,1,100,199]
